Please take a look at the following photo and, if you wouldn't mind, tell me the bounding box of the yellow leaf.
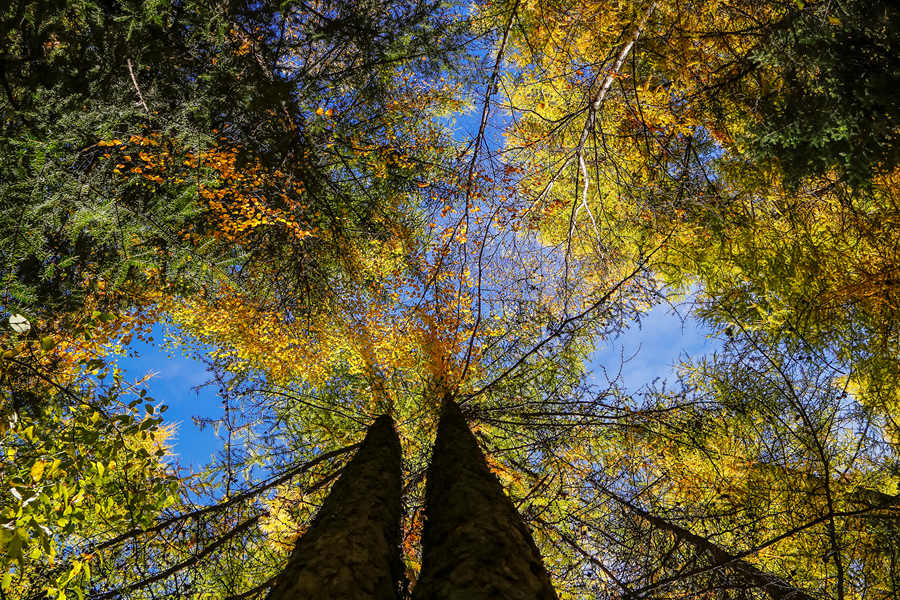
[316,107,325,116]
[31,460,46,482]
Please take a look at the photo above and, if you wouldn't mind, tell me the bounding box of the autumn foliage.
[2,0,899,599]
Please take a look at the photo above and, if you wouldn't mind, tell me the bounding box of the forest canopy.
[2,0,899,599]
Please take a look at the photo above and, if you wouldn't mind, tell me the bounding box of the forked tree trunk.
[266,414,403,600]
[412,399,558,600]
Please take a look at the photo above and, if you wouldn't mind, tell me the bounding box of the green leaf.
[6,528,26,563]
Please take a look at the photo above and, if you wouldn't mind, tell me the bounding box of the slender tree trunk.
[412,399,558,600]
[266,414,403,600]
[603,487,816,600]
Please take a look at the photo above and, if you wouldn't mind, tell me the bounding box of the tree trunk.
[266,414,403,600]
[412,399,558,600]
[603,487,817,600]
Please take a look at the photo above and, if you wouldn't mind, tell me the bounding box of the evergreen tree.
[266,414,403,600]
[413,399,558,600]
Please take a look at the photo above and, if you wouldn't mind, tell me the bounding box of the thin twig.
[89,515,262,600]
[127,58,150,115]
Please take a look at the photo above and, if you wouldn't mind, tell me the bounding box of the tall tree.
[4,1,900,599]
[413,399,558,600]
[266,414,404,600]
[1,0,462,326]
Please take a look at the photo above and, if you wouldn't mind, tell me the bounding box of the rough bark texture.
[412,400,559,600]
[265,414,403,600]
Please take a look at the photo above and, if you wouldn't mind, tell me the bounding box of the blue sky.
[590,302,718,393]
[115,327,223,469]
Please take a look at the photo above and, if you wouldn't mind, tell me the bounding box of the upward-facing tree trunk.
[412,399,558,600]
[603,488,817,600]
[266,414,403,600]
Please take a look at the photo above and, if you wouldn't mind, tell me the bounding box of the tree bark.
[412,399,558,600]
[266,414,403,600]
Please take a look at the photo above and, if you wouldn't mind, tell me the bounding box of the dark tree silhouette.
[266,414,403,600]
[413,399,558,600]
